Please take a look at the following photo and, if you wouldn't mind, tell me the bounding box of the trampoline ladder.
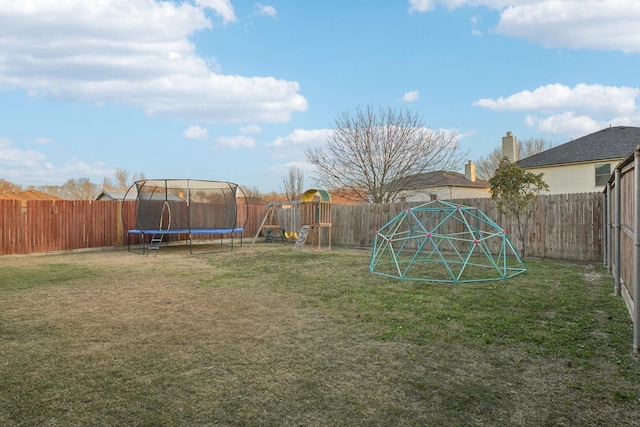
[293,225,311,251]
[147,234,164,256]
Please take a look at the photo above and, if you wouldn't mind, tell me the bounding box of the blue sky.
[1,0,639,192]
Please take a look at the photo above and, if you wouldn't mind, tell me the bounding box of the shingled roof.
[393,171,490,190]
[517,126,640,168]
[95,190,137,201]
[0,190,60,200]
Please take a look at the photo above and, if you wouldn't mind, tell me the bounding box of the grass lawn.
[0,244,639,426]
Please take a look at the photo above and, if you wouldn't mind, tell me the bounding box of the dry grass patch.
[0,245,639,426]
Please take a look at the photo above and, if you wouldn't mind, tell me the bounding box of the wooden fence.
[603,149,640,353]
[0,200,268,255]
[273,192,603,261]
[1,193,602,261]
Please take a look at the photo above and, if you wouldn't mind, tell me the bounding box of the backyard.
[0,244,639,426]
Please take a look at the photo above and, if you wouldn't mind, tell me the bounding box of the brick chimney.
[502,131,517,162]
[464,160,476,182]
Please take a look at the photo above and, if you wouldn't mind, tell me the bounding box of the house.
[0,190,61,200]
[509,126,640,194]
[395,161,491,202]
[96,188,190,202]
[95,190,138,201]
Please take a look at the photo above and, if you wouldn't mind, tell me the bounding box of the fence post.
[633,151,640,354]
[116,200,123,246]
[19,200,27,254]
[603,185,608,269]
[614,169,621,296]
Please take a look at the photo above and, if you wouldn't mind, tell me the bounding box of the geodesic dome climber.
[125,179,247,254]
[369,200,525,283]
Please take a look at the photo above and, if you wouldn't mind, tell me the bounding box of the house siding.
[525,161,619,194]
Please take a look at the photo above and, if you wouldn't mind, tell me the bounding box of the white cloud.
[239,125,263,134]
[474,83,640,116]
[0,138,112,185]
[195,0,237,24]
[408,0,436,13]
[253,3,277,18]
[268,128,333,148]
[0,138,44,167]
[402,90,419,102]
[59,158,114,180]
[216,135,256,148]
[526,112,633,136]
[34,137,55,144]
[525,112,604,136]
[475,83,640,135]
[470,15,483,36]
[0,1,307,124]
[408,0,473,13]
[184,125,209,139]
[495,0,640,52]
[409,0,640,52]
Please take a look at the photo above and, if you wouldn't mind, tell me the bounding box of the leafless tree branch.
[306,105,467,203]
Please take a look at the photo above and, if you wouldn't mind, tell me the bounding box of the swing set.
[250,188,332,251]
[251,200,301,244]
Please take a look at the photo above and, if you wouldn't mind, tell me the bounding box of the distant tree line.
[0,168,146,200]
[0,166,306,202]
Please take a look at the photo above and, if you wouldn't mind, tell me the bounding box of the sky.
[1,0,639,193]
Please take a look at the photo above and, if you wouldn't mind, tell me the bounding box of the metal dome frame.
[369,200,526,283]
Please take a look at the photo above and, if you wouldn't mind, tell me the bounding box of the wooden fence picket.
[0,193,602,260]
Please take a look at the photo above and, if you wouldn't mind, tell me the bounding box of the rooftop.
[517,126,640,168]
[393,171,490,190]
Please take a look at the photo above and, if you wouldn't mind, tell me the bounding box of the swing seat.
[284,230,298,241]
[264,227,286,244]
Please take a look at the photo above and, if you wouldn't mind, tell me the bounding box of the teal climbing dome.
[369,200,526,283]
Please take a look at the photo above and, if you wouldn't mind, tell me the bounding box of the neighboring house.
[394,161,491,202]
[328,189,369,205]
[510,126,640,194]
[0,190,61,200]
[95,190,138,201]
[96,189,191,202]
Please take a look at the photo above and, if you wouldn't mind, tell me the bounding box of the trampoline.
[124,179,247,254]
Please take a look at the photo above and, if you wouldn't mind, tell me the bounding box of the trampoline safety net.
[133,179,246,231]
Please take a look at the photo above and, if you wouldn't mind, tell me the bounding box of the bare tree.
[101,177,116,191]
[305,105,466,204]
[475,137,555,181]
[262,191,285,202]
[103,169,146,191]
[281,166,304,201]
[113,168,130,190]
[61,178,98,200]
[133,171,146,184]
[32,185,65,199]
[0,179,22,194]
[241,185,262,200]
